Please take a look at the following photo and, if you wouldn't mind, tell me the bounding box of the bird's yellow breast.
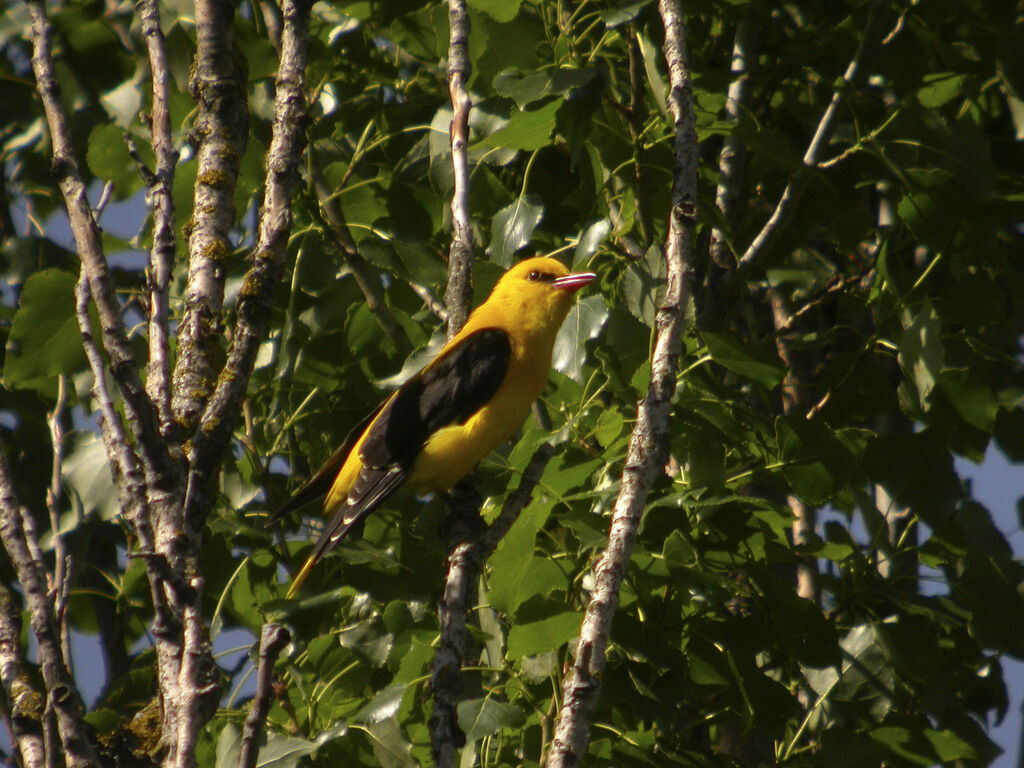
[408,340,550,492]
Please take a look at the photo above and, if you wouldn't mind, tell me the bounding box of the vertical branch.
[171,0,249,432]
[430,3,479,764]
[0,583,46,768]
[708,14,759,270]
[768,289,820,603]
[0,452,98,768]
[184,0,313,530]
[546,1,698,764]
[443,0,474,339]
[170,3,312,765]
[138,0,180,435]
[45,375,73,670]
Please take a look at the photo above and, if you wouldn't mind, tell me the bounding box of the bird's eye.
[527,270,555,283]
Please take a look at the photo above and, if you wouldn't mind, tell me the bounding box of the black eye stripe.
[527,270,556,283]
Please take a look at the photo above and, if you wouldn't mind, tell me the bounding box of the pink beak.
[553,271,597,293]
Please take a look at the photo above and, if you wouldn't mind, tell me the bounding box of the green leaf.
[935,369,998,432]
[62,432,119,523]
[488,194,544,266]
[3,268,86,391]
[603,1,649,28]
[702,331,785,391]
[775,416,854,505]
[353,683,408,724]
[922,728,978,762]
[477,99,560,151]
[457,697,526,742]
[487,497,557,616]
[621,244,664,326]
[363,717,416,768]
[573,218,610,266]
[493,67,600,109]
[468,0,523,23]
[85,124,140,199]
[869,725,940,766]
[898,299,943,410]
[552,294,608,381]
[506,611,581,659]
[917,72,966,108]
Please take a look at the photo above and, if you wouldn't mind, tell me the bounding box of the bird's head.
[487,256,596,324]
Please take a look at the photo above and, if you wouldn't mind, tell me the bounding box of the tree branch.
[45,375,72,671]
[26,0,172,487]
[0,451,98,768]
[709,13,759,270]
[185,0,312,533]
[171,0,250,432]
[137,0,180,436]
[312,170,413,355]
[737,1,884,270]
[430,445,555,768]
[0,583,46,768]
[443,0,474,340]
[238,624,291,768]
[546,1,698,764]
[768,288,820,603]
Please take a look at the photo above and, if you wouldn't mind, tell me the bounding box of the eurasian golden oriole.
[272,256,596,596]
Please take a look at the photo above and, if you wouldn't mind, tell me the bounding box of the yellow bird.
[272,256,596,596]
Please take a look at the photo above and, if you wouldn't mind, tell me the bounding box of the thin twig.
[238,625,291,768]
[312,169,413,355]
[137,0,179,436]
[737,1,884,270]
[411,282,449,323]
[546,2,697,765]
[627,32,653,247]
[443,0,474,340]
[0,450,98,768]
[45,375,73,671]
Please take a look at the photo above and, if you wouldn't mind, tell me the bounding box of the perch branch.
[430,445,555,768]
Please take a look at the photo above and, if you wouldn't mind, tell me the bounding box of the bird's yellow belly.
[408,366,544,493]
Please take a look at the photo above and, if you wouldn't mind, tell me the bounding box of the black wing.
[286,328,511,553]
